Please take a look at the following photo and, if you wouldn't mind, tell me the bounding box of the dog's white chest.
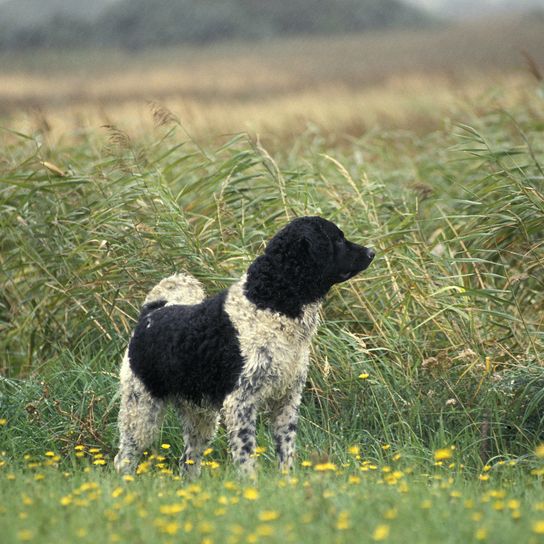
[225,279,319,398]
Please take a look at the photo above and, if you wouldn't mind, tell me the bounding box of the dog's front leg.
[223,385,260,478]
[271,372,306,473]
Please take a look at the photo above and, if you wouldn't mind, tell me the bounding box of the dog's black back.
[128,291,243,406]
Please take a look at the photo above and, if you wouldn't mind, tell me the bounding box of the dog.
[114,216,375,477]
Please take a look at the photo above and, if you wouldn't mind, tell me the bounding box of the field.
[1,17,544,544]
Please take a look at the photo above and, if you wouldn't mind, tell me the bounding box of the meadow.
[1,19,544,544]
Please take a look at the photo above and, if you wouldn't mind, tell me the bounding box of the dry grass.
[1,16,543,143]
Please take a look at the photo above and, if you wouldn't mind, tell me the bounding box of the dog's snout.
[366,248,376,260]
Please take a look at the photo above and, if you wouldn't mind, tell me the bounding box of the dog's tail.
[143,272,206,307]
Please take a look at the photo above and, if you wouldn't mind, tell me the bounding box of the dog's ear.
[298,234,323,264]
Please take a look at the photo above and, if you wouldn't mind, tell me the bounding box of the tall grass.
[1,92,543,466]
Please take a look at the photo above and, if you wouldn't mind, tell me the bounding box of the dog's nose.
[366,248,376,260]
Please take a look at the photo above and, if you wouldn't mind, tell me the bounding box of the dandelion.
[257,524,275,537]
[259,510,280,522]
[475,527,488,541]
[17,530,33,541]
[372,524,390,541]
[420,500,432,510]
[74,445,85,451]
[479,474,490,481]
[301,460,313,467]
[381,444,391,451]
[358,373,369,379]
[336,511,350,530]
[111,487,123,499]
[203,448,214,456]
[536,444,544,458]
[161,522,180,535]
[384,508,397,520]
[348,445,360,456]
[434,448,453,461]
[161,443,171,450]
[533,521,544,534]
[44,451,55,457]
[314,462,337,472]
[243,488,259,501]
[60,495,72,506]
[0,419,7,426]
[88,448,101,454]
[93,459,106,466]
[21,495,33,506]
[123,475,134,482]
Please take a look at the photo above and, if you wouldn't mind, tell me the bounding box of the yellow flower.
[358,373,369,380]
[420,500,432,510]
[74,445,85,451]
[17,530,33,541]
[372,524,390,541]
[93,459,106,466]
[507,499,520,510]
[161,522,180,535]
[243,488,259,501]
[314,462,337,472]
[259,510,280,522]
[336,511,350,530]
[384,508,397,520]
[22,495,33,506]
[479,474,490,481]
[256,525,274,537]
[160,503,185,515]
[301,460,313,467]
[0,418,7,426]
[161,443,171,450]
[60,495,72,506]
[433,448,453,461]
[348,445,360,456]
[381,444,391,451]
[111,487,123,499]
[533,520,544,534]
[123,475,134,482]
[536,444,544,458]
[88,448,100,454]
[203,448,214,456]
[44,451,55,457]
[475,527,487,541]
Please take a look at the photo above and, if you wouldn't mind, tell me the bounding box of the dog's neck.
[243,253,327,319]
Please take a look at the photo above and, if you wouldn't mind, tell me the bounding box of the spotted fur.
[114,216,375,477]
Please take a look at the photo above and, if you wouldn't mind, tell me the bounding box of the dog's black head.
[245,216,375,318]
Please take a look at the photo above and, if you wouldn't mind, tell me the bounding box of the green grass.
[1,85,543,543]
[1,457,544,544]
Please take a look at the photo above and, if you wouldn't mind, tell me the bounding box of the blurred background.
[1,0,543,143]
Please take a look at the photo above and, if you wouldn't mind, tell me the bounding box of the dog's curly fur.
[114,216,374,477]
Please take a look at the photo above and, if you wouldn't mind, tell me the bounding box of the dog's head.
[246,216,375,317]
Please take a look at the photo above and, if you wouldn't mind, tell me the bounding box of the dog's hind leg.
[175,399,219,479]
[114,352,166,474]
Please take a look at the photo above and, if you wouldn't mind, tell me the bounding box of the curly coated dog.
[114,216,375,477]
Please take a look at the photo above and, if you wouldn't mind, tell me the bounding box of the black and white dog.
[114,216,374,477]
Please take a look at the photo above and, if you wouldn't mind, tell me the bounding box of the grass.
[1,453,544,544]
[1,41,544,541]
